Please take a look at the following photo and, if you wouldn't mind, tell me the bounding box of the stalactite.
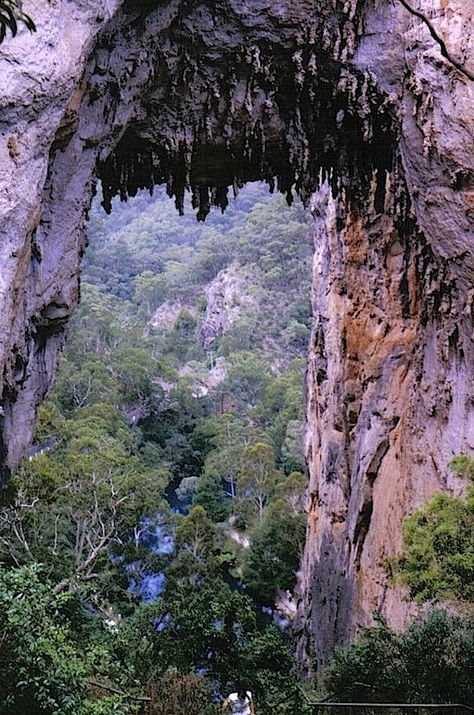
[97,39,398,222]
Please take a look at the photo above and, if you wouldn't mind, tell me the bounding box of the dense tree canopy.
[0,185,312,714]
[396,455,474,603]
[324,610,474,705]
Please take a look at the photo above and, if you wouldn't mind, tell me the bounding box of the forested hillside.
[0,185,314,713]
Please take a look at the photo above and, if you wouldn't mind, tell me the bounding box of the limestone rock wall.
[297,0,474,671]
[201,264,257,351]
[0,0,123,476]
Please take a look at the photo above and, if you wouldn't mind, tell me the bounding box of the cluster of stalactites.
[96,0,394,220]
[97,126,297,220]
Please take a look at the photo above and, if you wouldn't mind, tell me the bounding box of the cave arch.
[0,0,473,671]
[0,0,397,477]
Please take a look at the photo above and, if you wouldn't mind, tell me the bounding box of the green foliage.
[203,415,268,501]
[174,506,217,565]
[324,610,474,704]
[449,453,474,480]
[0,406,170,599]
[133,270,168,317]
[243,498,306,603]
[132,506,254,682]
[0,565,127,714]
[193,471,229,522]
[137,523,304,715]
[256,363,306,467]
[282,319,310,349]
[275,471,306,514]
[150,581,256,683]
[223,351,271,408]
[237,626,307,715]
[396,457,474,603]
[238,442,285,524]
[0,184,314,712]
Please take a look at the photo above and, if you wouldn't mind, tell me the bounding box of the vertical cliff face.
[0,0,123,476]
[0,0,473,671]
[297,0,474,671]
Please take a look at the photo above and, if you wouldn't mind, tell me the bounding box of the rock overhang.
[90,0,397,219]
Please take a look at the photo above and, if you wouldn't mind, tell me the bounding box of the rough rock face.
[201,264,257,351]
[0,0,473,670]
[150,300,195,330]
[0,0,123,477]
[296,0,474,671]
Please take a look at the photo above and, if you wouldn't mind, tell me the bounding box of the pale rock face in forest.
[151,300,196,330]
[0,0,473,669]
[201,264,258,351]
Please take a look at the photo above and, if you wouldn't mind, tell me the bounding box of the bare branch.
[52,578,71,595]
[53,514,60,555]
[11,516,34,560]
[16,498,39,509]
[396,0,474,81]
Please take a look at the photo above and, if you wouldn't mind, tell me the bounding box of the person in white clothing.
[222,688,255,715]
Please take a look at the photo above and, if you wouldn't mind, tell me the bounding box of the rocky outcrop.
[297,0,474,671]
[151,300,195,330]
[0,0,473,671]
[178,357,227,398]
[201,264,257,351]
